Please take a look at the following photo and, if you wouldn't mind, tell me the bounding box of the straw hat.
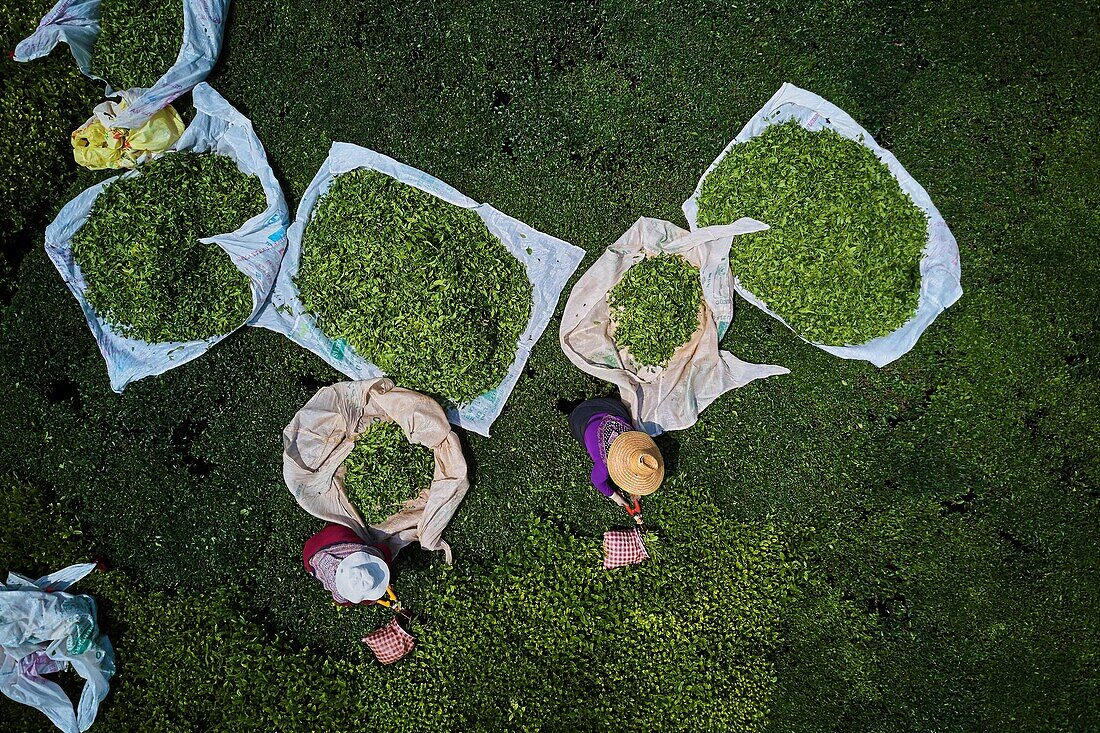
[607,431,664,495]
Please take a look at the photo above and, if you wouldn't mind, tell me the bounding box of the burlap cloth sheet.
[560,216,789,435]
[283,378,470,562]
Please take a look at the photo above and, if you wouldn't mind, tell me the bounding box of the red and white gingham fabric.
[362,618,415,664]
[602,528,650,570]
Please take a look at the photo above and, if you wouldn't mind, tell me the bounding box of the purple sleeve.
[583,414,616,497]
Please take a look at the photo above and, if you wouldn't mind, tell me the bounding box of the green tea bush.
[343,421,435,526]
[0,476,796,732]
[72,152,264,342]
[3,0,1100,729]
[696,119,927,345]
[0,61,92,236]
[608,253,702,366]
[0,0,102,300]
[91,0,184,91]
[295,170,532,403]
[0,476,87,574]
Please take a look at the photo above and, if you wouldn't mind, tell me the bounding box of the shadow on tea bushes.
[0,0,103,303]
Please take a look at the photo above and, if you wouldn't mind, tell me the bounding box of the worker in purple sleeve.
[567,397,665,524]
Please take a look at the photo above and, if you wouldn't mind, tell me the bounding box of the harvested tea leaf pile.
[72,152,265,342]
[343,421,435,526]
[696,119,928,345]
[295,170,533,403]
[91,0,184,90]
[608,254,703,367]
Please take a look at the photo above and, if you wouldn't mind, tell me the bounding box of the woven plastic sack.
[1,563,114,733]
[362,618,415,665]
[683,82,963,367]
[45,83,289,391]
[560,216,789,435]
[255,141,585,437]
[14,0,229,130]
[283,378,471,563]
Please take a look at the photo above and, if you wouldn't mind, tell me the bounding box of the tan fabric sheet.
[559,216,789,435]
[282,378,470,562]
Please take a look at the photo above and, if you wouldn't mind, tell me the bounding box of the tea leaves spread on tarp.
[295,170,533,403]
[608,253,702,367]
[92,0,185,91]
[696,119,927,346]
[72,152,264,343]
[343,421,434,527]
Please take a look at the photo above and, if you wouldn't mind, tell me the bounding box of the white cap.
[334,551,390,603]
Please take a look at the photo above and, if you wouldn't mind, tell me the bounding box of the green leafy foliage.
[0,0,103,303]
[91,0,184,91]
[696,119,928,346]
[0,59,93,238]
[343,420,434,526]
[608,253,702,367]
[71,152,264,343]
[0,477,87,573]
[2,0,1099,730]
[295,169,533,403]
[0,477,795,732]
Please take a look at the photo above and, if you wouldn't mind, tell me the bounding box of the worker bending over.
[568,397,665,524]
[303,523,393,605]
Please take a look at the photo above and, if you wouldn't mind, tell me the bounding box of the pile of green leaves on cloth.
[607,253,703,367]
[91,0,184,90]
[343,421,435,527]
[71,151,265,343]
[695,119,928,346]
[294,170,533,404]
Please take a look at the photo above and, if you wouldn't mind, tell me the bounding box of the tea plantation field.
[1,0,1097,730]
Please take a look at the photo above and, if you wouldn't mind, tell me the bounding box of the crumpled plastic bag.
[72,92,185,170]
[560,216,789,435]
[283,378,471,563]
[0,562,114,733]
[682,82,963,367]
[45,83,289,392]
[14,0,229,130]
[254,141,586,437]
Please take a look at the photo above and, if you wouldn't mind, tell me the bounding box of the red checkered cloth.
[603,528,650,570]
[363,618,415,665]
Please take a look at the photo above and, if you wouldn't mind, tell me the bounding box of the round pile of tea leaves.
[72,152,265,343]
[295,170,533,403]
[608,253,703,367]
[343,421,435,527]
[91,0,184,90]
[696,119,928,345]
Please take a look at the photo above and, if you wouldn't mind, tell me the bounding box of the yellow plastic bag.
[72,96,185,171]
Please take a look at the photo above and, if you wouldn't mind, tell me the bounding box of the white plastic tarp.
[14,0,229,129]
[0,563,114,733]
[45,82,289,391]
[683,82,962,367]
[255,141,586,437]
